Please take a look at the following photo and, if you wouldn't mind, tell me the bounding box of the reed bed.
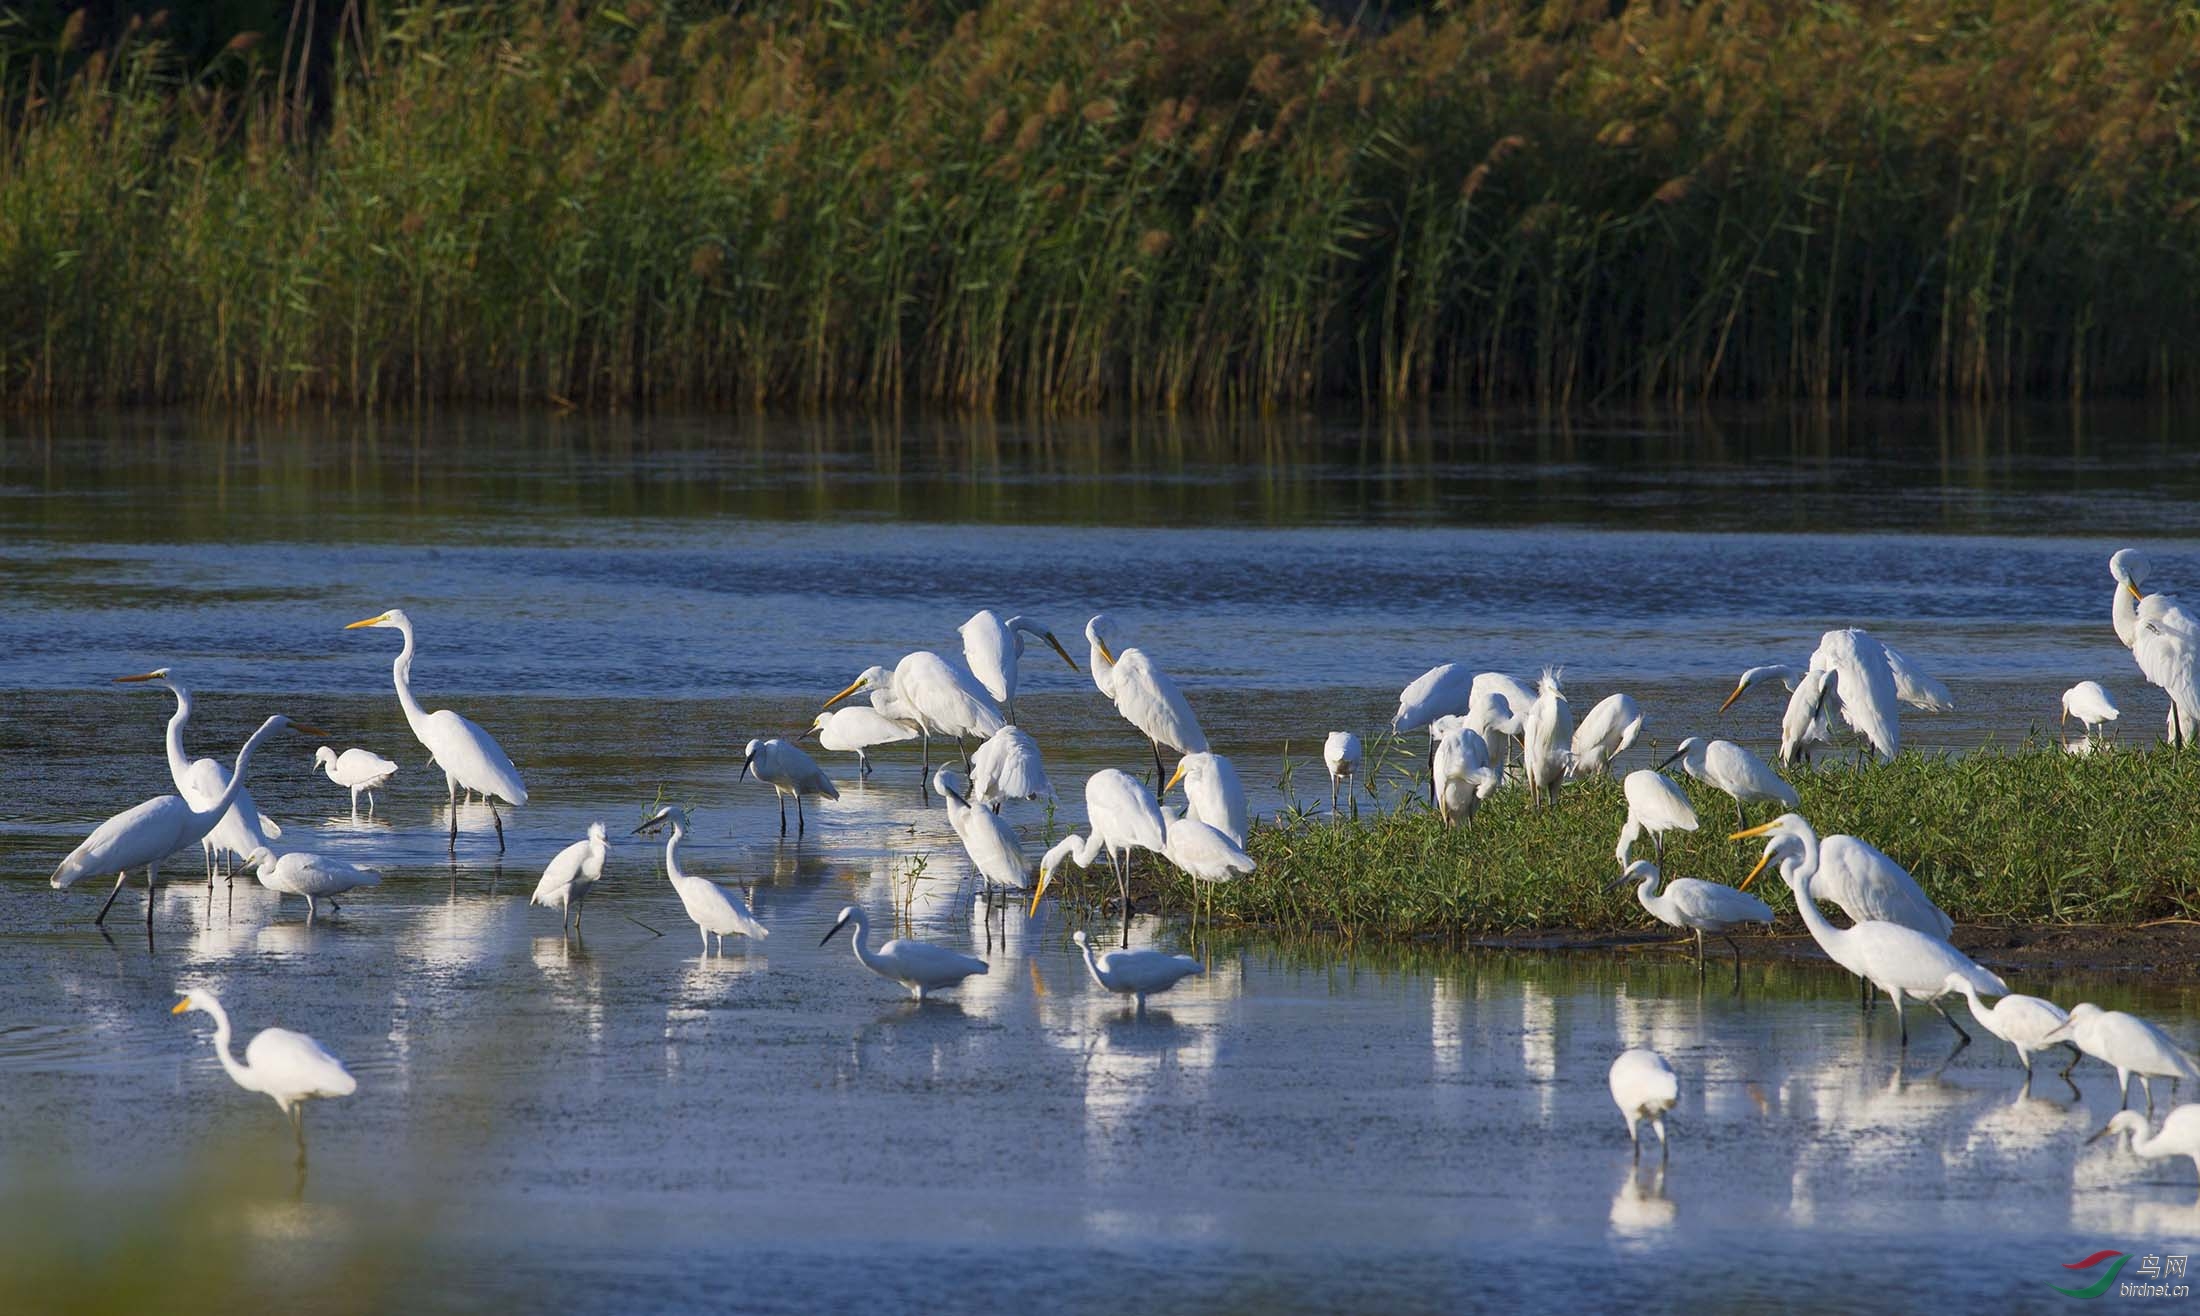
[1061,741,2200,940]
[3,1,2198,411]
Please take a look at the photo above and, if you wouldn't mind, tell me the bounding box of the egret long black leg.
[1930,998,1970,1044]
[94,870,128,924]
[490,801,505,852]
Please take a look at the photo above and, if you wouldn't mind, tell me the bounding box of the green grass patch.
[1050,740,2200,940]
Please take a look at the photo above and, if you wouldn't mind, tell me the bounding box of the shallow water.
[6,408,2200,1312]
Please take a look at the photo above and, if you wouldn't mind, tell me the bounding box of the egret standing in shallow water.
[969,725,1054,810]
[531,822,609,932]
[1070,930,1202,1010]
[935,767,1030,894]
[1085,614,1208,782]
[802,707,917,779]
[243,846,381,924]
[115,669,283,886]
[1027,769,1168,947]
[1942,973,2077,1082]
[1657,737,1797,829]
[739,737,838,836]
[2091,1107,2200,1200]
[959,610,1079,724]
[1610,860,1770,978]
[822,904,989,1000]
[1734,816,2002,1045]
[313,745,400,816]
[2060,681,2121,753]
[824,653,1003,781]
[52,714,318,933]
[345,609,528,850]
[1608,1049,1679,1161]
[635,807,767,953]
[172,988,355,1165]
[2050,1003,2200,1112]
[1322,732,1361,817]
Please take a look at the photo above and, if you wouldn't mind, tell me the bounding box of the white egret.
[1734,815,2003,1044]
[312,745,399,816]
[1608,1049,1679,1161]
[1942,974,2078,1080]
[2131,593,2200,748]
[969,725,1054,810]
[1160,807,1255,884]
[1026,769,1168,947]
[2090,1106,2200,1199]
[1471,671,1535,766]
[1431,722,1499,827]
[1610,860,1771,976]
[1070,929,1202,1010]
[1656,737,1798,828]
[801,707,917,779]
[1778,668,1839,767]
[1323,731,1361,817]
[1162,751,1248,847]
[114,669,282,884]
[1717,664,1804,713]
[2111,548,2153,648]
[52,714,317,931]
[935,767,1031,892]
[821,904,989,1001]
[243,847,381,924]
[739,737,839,836]
[2061,681,2121,751]
[1085,614,1207,780]
[1390,663,1472,733]
[1616,769,1697,866]
[824,652,1004,777]
[2050,1004,2200,1112]
[530,822,609,932]
[634,807,767,952]
[1519,668,1572,806]
[1738,813,1951,939]
[344,609,528,850]
[1570,693,1645,776]
[172,988,355,1164]
[1809,628,1903,763]
[959,610,1078,723]
[1883,643,1954,712]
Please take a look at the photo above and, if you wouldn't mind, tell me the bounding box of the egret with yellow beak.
[344,609,527,850]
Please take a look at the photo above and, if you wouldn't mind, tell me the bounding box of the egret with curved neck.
[172,988,356,1165]
[114,668,282,892]
[346,609,528,850]
[820,904,989,1000]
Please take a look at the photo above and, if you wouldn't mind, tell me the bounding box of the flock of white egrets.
[39,550,2200,1183]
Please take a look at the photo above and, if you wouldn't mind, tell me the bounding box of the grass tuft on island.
[1047,741,2200,941]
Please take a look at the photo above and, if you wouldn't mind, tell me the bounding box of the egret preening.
[1026,769,1167,947]
[1657,737,1798,829]
[172,988,355,1165]
[802,707,917,778]
[313,745,400,816]
[1163,751,1248,847]
[739,737,838,836]
[1809,629,1903,763]
[1616,769,1697,866]
[1160,807,1255,884]
[1323,732,1361,817]
[1570,693,1645,776]
[531,822,609,932]
[52,714,318,933]
[1390,664,1473,734]
[2061,681,2121,753]
[824,652,1003,779]
[1611,860,1771,977]
[1431,722,1499,827]
[2049,1004,2200,1113]
[1734,816,2002,1045]
[345,609,527,850]
[1519,668,1572,806]
[243,847,381,924]
[935,767,1031,893]
[115,670,282,885]
[821,904,989,1001]
[2131,593,2200,748]
[959,610,1078,724]
[1070,929,1202,1010]
[1942,974,2078,1081]
[1085,614,1208,781]
[969,725,1054,810]
[635,807,767,952]
[1608,1049,1679,1162]
[1778,668,1839,767]
[2090,1107,2200,1200]
[1883,643,1954,712]
[2111,548,2154,649]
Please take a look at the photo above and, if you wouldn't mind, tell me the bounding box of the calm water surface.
[5,409,2200,1312]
